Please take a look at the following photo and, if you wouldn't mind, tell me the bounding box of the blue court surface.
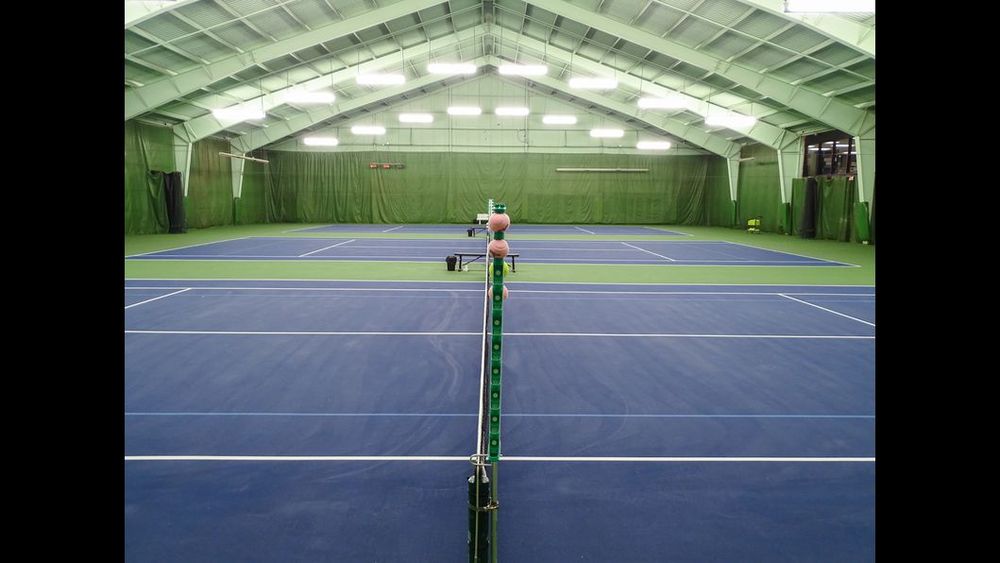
[127,237,853,267]
[293,223,687,235]
[125,279,875,561]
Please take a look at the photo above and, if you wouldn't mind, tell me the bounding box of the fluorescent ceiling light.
[590,128,624,138]
[447,106,482,116]
[498,64,547,76]
[356,73,405,85]
[495,107,529,116]
[705,114,757,128]
[399,113,434,123]
[569,77,618,90]
[638,97,686,109]
[303,137,339,146]
[785,0,875,12]
[212,107,265,120]
[542,115,577,125]
[636,141,672,150]
[427,63,477,75]
[284,91,335,104]
[351,125,386,135]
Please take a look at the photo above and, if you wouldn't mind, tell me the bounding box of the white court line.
[621,242,676,261]
[505,333,872,339]
[126,286,482,293]
[124,455,874,463]
[123,286,873,297]
[778,294,875,327]
[125,277,874,288]
[124,330,871,339]
[382,226,404,232]
[124,288,190,310]
[125,411,874,419]
[298,239,356,257]
[574,226,596,234]
[125,330,479,336]
[723,240,859,267]
[125,237,252,258]
[128,255,836,264]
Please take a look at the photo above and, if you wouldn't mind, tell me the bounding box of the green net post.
[467,463,492,562]
[488,203,506,462]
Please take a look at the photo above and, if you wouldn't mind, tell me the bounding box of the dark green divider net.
[125,120,175,234]
[185,137,234,228]
[736,144,781,232]
[790,176,859,242]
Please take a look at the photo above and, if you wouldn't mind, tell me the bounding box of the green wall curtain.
[265,151,719,224]
[124,120,175,234]
[185,138,234,228]
[736,144,781,232]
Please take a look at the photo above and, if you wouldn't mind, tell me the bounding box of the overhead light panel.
[590,128,624,138]
[399,113,434,123]
[498,64,547,76]
[542,115,577,125]
[427,63,477,75]
[356,73,405,85]
[636,141,672,150]
[495,107,529,116]
[569,77,618,90]
[785,0,875,12]
[638,97,686,109]
[447,106,482,116]
[212,106,265,120]
[351,125,386,135]
[303,137,339,146]
[284,91,335,104]
[705,114,757,128]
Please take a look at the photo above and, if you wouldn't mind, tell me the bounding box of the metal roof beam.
[232,59,484,153]
[126,0,447,120]
[524,0,872,136]
[733,0,874,58]
[503,28,797,149]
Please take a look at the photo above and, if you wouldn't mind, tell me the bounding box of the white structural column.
[777,137,804,204]
[854,134,875,205]
[726,157,740,220]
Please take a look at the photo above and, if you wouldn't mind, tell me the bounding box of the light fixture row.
[212,61,758,130]
[305,126,671,150]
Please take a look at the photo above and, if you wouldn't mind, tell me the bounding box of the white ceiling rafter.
[126,0,449,120]
[522,0,872,135]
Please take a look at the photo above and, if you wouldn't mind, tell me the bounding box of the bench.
[467,213,491,236]
[454,252,519,272]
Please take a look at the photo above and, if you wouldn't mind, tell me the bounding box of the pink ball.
[488,213,511,232]
[488,285,509,300]
[488,239,509,258]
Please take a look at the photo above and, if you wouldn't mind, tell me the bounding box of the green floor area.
[125,223,874,286]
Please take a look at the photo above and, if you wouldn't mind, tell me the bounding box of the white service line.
[574,226,596,234]
[123,287,872,297]
[124,455,874,463]
[298,239,356,257]
[382,226,404,232]
[503,332,872,339]
[621,242,676,261]
[124,329,871,339]
[125,237,252,258]
[778,294,875,327]
[125,330,479,336]
[124,288,191,310]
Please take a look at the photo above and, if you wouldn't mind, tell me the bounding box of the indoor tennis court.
[125,1,876,561]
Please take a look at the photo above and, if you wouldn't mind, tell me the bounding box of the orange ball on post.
[488,213,511,232]
[488,239,509,259]
[488,285,509,300]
